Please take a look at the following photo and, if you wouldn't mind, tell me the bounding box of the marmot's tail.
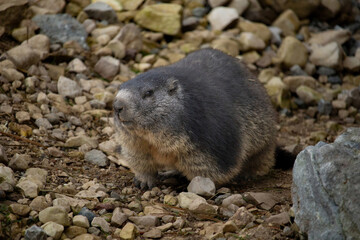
[274,147,296,170]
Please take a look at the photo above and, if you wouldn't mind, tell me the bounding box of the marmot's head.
[113,70,184,134]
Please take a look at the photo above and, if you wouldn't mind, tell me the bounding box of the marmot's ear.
[167,78,179,94]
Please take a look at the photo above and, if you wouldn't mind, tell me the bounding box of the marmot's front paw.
[133,174,156,190]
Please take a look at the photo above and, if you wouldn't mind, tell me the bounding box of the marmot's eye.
[143,90,154,98]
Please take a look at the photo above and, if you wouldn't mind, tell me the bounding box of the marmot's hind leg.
[240,143,276,179]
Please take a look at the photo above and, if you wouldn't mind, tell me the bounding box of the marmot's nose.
[114,101,125,113]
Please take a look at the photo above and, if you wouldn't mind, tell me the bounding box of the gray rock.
[111,207,128,227]
[94,56,120,79]
[0,144,8,164]
[221,194,246,208]
[84,149,108,167]
[266,212,290,225]
[6,45,41,69]
[25,225,47,240]
[30,196,50,212]
[39,206,71,226]
[187,176,216,197]
[16,111,30,123]
[129,215,159,228]
[35,118,53,130]
[84,2,118,24]
[9,153,30,171]
[78,207,96,223]
[143,228,162,238]
[91,217,110,233]
[318,99,332,115]
[57,76,82,99]
[32,14,88,49]
[182,17,199,32]
[41,221,64,240]
[292,127,360,240]
[316,66,336,76]
[243,192,278,210]
[0,166,16,192]
[229,206,255,228]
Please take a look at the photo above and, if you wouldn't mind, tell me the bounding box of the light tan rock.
[238,21,272,43]
[309,42,343,69]
[272,9,300,36]
[308,29,351,46]
[276,36,308,68]
[208,7,239,31]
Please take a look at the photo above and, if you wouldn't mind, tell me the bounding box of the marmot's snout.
[113,93,134,124]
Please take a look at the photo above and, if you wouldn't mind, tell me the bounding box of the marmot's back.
[114,48,277,188]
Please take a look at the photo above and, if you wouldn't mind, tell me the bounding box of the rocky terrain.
[0,0,360,239]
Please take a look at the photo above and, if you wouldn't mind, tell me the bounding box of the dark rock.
[316,66,336,76]
[78,207,96,223]
[182,17,199,32]
[25,225,47,240]
[192,7,209,18]
[290,65,308,76]
[32,14,88,49]
[0,144,8,164]
[328,75,342,84]
[318,99,332,115]
[84,2,118,24]
[292,128,360,240]
[0,0,28,33]
[349,87,360,109]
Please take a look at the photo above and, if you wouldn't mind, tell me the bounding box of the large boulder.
[292,127,360,240]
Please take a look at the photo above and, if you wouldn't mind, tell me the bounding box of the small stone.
[296,85,323,105]
[229,0,250,15]
[73,233,98,240]
[0,166,15,192]
[9,153,30,171]
[6,45,41,69]
[238,32,265,51]
[283,76,317,93]
[309,29,351,46]
[65,135,98,148]
[65,226,87,238]
[94,56,120,79]
[222,194,246,208]
[272,9,300,36]
[223,220,238,233]
[73,215,90,228]
[78,207,96,223]
[182,17,199,32]
[84,149,108,167]
[107,40,126,59]
[30,196,50,212]
[0,145,8,164]
[111,207,127,227]
[21,34,50,60]
[135,4,182,36]
[243,192,278,210]
[143,228,162,238]
[276,36,308,68]
[25,225,47,240]
[39,206,71,226]
[187,176,216,197]
[42,221,64,240]
[57,76,82,98]
[84,2,118,23]
[208,7,239,31]
[317,66,336,76]
[122,0,144,10]
[35,118,53,130]
[164,195,178,206]
[92,217,110,232]
[211,38,239,57]
[10,203,31,216]
[16,180,39,198]
[156,222,173,231]
[204,222,223,239]
[178,192,206,209]
[67,58,87,73]
[266,212,290,225]
[53,198,71,212]
[343,57,360,72]
[318,99,332,115]
[310,42,342,69]
[173,217,185,229]
[208,0,230,8]
[238,20,271,43]
[328,76,342,85]
[129,215,159,228]
[119,222,137,240]
[229,206,255,227]
[1,68,24,82]
[16,111,30,123]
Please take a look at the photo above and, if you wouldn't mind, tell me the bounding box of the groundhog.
[113,48,278,189]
